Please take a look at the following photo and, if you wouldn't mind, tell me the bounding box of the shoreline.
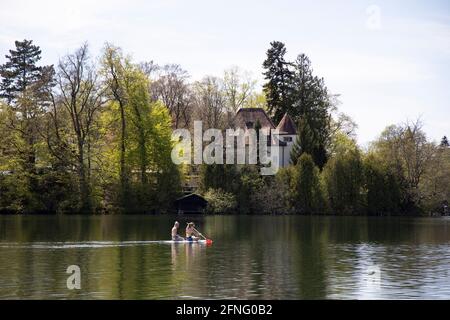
[0,211,447,218]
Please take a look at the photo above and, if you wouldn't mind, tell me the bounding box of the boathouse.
[174,193,208,214]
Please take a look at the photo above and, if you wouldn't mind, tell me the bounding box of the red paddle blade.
[206,239,213,245]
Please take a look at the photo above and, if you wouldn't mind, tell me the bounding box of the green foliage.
[0,41,182,214]
[419,146,450,214]
[204,188,237,214]
[101,61,182,213]
[199,164,265,214]
[322,138,364,215]
[236,165,265,214]
[262,41,295,124]
[0,39,53,103]
[371,121,436,214]
[250,176,292,214]
[363,154,401,215]
[0,39,54,206]
[263,42,331,169]
[292,154,324,214]
[275,166,296,212]
[199,164,238,194]
[0,172,33,213]
[0,39,448,217]
[291,118,327,169]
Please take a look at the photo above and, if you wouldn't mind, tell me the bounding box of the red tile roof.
[276,113,297,135]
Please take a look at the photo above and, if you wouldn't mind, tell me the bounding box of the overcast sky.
[1,0,449,145]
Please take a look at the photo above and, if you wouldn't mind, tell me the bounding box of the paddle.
[194,227,213,245]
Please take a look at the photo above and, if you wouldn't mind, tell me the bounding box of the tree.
[263,42,332,169]
[223,66,255,112]
[291,118,323,167]
[419,139,450,213]
[292,153,323,214]
[236,165,265,214]
[0,40,55,213]
[101,44,130,204]
[53,44,105,212]
[192,76,226,129]
[246,91,267,109]
[373,120,436,211]
[249,176,291,214]
[142,100,182,212]
[0,39,54,173]
[222,66,256,126]
[274,166,296,213]
[151,64,192,129]
[328,103,358,154]
[290,54,331,168]
[322,137,364,215]
[127,69,153,188]
[204,188,237,214]
[0,40,52,102]
[363,153,401,215]
[262,41,295,124]
[199,164,237,193]
[101,47,181,213]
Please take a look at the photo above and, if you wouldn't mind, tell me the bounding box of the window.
[284,137,293,142]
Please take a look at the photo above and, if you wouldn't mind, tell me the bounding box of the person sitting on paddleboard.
[185,222,200,241]
[171,221,184,241]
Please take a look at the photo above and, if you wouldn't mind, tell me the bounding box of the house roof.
[234,108,276,130]
[174,193,208,205]
[276,113,297,135]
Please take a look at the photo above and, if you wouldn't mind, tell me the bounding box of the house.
[180,108,298,195]
[275,112,298,167]
[233,108,298,169]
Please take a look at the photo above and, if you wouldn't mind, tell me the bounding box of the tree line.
[0,40,178,213]
[0,39,448,215]
[0,40,265,214]
[201,42,450,216]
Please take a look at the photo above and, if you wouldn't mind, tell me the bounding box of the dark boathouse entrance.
[174,193,208,214]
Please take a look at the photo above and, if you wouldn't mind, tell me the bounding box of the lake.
[0,215,449,299]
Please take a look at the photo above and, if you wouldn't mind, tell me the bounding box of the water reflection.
[0,215,449,299]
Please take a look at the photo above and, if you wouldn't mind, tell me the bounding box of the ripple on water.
[326,243,450,299]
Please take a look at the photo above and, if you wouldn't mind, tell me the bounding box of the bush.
[204,188,237,214]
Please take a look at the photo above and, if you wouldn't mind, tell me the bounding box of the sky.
[1,0,449,145]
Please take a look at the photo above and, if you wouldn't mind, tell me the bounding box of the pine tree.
[263,42,331,169]
[291,54,330,168]
[0,40,55,212]
[0,40,53,172]
[262,41,295,124]
[0,40,53,103]
[291,118,314,165]
[290,118,328,169]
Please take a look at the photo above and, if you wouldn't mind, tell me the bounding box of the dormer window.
[246,121,254,128]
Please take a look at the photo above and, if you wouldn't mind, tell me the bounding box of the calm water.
[0,215,450,299]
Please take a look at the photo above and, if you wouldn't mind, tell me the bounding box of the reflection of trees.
[168,243,208,298]
[1,215,450,299]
